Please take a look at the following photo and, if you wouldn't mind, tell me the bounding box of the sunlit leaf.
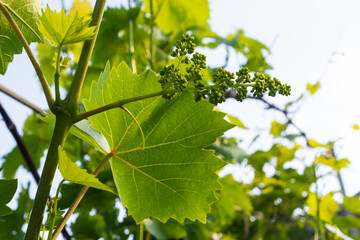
[58,147,115,194]
[315,156,350,172]
[83,62,232,223]
[343,196,360,215]
[227,115,247,129]
[306,82,320,95]
[144,0,210,35]
[308,139,329,149]
[70,0,92,20]
[270,121,288,138]
[307,193,338,223]
[38,5,95,46]
[0,0,43,74]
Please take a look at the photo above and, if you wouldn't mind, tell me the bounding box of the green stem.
[136,222,144,240]
[314,165,326,240]
[52,152,113,239]
[55,46,62,105]
[73,82,255,122]
[47,179,65,240]
[149,0,155,67]
[24,114,71,240]
[65,0,106,115]
[128,0,136,72]
[0,84,43,114]
[0,2,54,110]
[73,89,182,122]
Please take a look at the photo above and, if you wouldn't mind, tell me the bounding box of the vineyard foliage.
[0,0,359,240]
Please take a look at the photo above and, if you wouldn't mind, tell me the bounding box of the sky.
[1,0,360,224]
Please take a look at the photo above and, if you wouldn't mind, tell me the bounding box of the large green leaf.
[83,62,232,223]
[144,0,210,35]
[38,5,95,46]
[58,147,115,194]
[0,0,42,75]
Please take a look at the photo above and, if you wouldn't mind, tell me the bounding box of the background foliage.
[0,0,359,239]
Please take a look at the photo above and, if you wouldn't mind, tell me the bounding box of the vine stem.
[65,0,106,116]
[0,2,54,110]
[128,0,136,72]
[24,114,71,240]
[149,0,155,67]
[54,46,62,105]
[0,84,43,114]
[136,222,144,240]
[73,83,256,123]
[23,1,107,238]
[73,89,180,122]
[52,152,113,239]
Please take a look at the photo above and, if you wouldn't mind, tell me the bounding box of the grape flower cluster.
[159,34,291,105]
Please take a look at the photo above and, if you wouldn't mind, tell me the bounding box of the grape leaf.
[58,147,115,194]
[144,0,209,35]
[83,62,233,223]
[38,5,95,46]
[0,0,42,75]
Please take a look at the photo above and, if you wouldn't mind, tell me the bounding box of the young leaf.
[315,156,350,172]
[0,179,17,221]
[0,0,43,75]
[58,147,115,194]
[227,115,247,129]
[84,62,233,223]
[270,121,288,138]
[38,5,95,46]
[306,82,320,95]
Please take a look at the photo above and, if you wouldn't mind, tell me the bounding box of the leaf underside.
[0,0,43,75]
[83,62,233,223]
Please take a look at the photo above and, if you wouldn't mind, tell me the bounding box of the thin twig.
[0,102,40,183]
[0,84,43,114]
[0,2,54,109]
